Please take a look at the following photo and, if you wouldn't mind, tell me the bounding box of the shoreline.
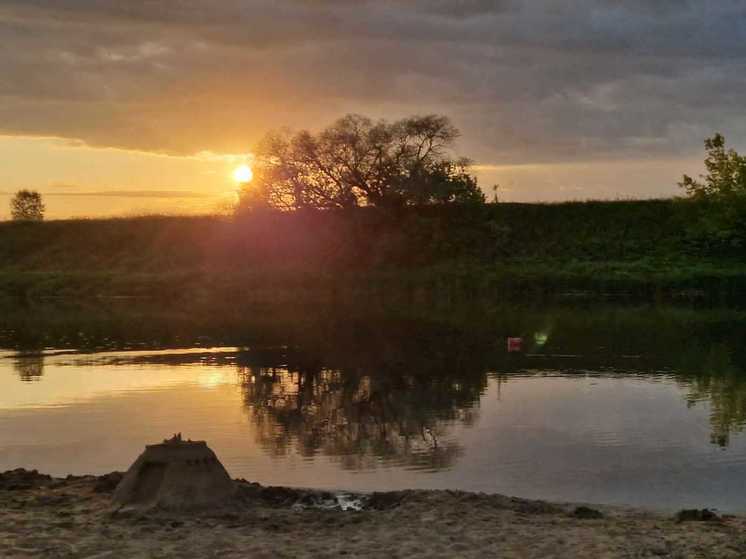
[2,263,745,304]
[2,469,745,558]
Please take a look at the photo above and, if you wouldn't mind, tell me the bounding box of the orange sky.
[0,134,701,219]
[0,135,246,218]
[2,1,743,218]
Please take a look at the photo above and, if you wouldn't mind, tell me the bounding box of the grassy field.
[0,199,744,301]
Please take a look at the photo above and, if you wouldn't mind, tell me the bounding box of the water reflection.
[239,365,473,471]
[7,338,746,462]
[13,354,44,382]
[679,343,746,447]
[3,299,746,488]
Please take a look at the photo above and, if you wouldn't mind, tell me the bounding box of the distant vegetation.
[241,114,485,211]
[10,190,45,221]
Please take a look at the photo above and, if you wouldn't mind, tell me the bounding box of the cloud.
[42,190,214,199]
[1,0,745,165]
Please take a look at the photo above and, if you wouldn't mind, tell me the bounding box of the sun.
[232,164,253,184]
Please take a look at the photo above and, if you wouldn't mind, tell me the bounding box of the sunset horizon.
[4,2,745,218]
[3,3,746,558]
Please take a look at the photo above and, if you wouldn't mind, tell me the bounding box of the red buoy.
[507,337,523,353]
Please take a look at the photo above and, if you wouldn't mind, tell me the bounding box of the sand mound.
[113,434,235,509]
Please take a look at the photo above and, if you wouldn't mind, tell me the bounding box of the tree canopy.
[679,133,746,199]
[241,114,485,211]
[10,190,45,221]
[679,134,746,246]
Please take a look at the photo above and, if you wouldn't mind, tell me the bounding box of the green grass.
[0,200,744,300]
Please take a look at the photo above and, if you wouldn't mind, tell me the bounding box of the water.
[2,300,746,511]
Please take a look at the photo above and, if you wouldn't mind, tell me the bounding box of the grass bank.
[0,200,744,301]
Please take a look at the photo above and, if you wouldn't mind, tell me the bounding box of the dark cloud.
[0,0,745,163]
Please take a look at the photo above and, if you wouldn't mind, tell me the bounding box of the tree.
[242,114,485,211]
[679,134,746,246]
[679,134,746,199]
[10,190,45,221]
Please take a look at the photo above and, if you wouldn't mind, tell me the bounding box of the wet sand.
[2,469,746,558]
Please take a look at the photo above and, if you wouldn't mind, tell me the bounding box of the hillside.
[0,200,744,301]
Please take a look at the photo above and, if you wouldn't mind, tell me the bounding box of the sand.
[2,469,746,559]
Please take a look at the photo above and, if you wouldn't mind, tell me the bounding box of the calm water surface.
[2,301,746,511]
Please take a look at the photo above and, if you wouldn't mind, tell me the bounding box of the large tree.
[10,190,45,221]
[243,114,485,211]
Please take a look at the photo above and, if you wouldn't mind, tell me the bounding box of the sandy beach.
[2,469,745,559]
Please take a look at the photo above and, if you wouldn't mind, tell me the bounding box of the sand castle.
[113,434,235,509]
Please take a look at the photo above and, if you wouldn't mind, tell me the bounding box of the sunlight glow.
[233,164,253,184]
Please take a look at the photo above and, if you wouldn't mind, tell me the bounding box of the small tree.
[243,114,485,211]
[491,184,500,203]
[679,134,746,199]
[679,134,746,247]
[10,190,45,221]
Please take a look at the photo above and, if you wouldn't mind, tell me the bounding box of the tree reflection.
[679,343,746,447]
[237,325,489,471]
[13,354,45,381]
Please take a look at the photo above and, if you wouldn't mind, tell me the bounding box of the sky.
[1,0,746,218]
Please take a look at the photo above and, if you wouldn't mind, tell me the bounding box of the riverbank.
[2,469,745,558]
[2,258,746,303]
[1,201,744,302]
